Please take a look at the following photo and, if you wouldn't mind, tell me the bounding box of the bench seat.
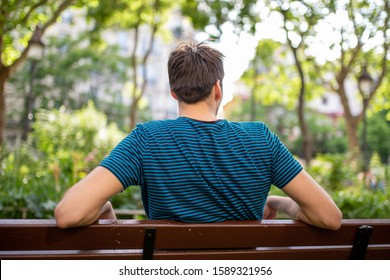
[1,219,389,260]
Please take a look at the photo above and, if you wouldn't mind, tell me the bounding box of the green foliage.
[290,112,348,157]
[8,33,129,129]
[365,110,390,163]
[181,0,260,37]
[0,141,56,218]
[269,153,390,219]
[87,0,177,32]
[307,154,357,192]
[0,0,78,67]
[241,40,300,110]
[0,104,127,218]
[302,152,390,218]
[333,188,390,219]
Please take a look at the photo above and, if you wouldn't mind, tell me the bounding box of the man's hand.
[98,201,117,220]
[263,198,278,219]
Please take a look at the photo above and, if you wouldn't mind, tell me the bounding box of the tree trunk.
[129,15,159,130]
[0,70,9,145]
[291,47,312,165]
[343,114,360,155]
[129,25,140,130]
[22,60,38,140]
[129,96,140,130]
[336,73,361,155]
[250,87,256,121]
[279,7,313,165]
[298,89,312,165]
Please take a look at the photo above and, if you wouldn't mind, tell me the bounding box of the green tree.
[273,0,321,165]
[182,0,318,165]
[314,0,390,157]
[8,33,129,136]
[241,39,329,161]
[183,0,390,159]
[251,0,389,161]
[0,0,78,144]
[87,0,177,129]
[181,0,259,37]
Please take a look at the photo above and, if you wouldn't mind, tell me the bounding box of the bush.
[270,152,390,219]
[306,153,358,192]
[0,103,128,218]
[365,110,390,163]
[333,188,390,218]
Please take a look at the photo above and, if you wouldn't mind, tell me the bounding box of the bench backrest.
[1,219,389,260]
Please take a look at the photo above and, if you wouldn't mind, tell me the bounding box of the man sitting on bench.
[54,41,342,230]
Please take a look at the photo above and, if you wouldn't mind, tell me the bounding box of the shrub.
[333,188,390,219]
[0,103,128,218]
[306,153,358,192]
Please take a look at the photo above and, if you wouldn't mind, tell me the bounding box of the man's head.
[168,41,225,104]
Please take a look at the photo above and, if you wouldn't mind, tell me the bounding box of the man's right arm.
[266,170,342,230]
[54,166,124,228]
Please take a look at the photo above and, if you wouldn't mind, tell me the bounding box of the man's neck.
[178,102,219,122]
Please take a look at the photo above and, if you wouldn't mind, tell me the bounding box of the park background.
[0,0,389,220]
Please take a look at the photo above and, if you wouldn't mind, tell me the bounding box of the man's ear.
[170,90,179,100]
[214,80,223,101]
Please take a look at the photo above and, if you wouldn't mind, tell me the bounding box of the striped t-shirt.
[100,117,302,222]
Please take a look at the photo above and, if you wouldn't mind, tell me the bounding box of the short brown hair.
[168,41,225,104]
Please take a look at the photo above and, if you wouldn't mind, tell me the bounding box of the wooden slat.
[3,219,389,250]
[1,219,389,260]
[153,248,353,260]
[2,246,389,260]
[0,225,146,251]
[0,248,351,260]
[0,250,143,260]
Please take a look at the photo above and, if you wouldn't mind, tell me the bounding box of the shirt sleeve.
[261,123,303,188]
[99,125,145,189]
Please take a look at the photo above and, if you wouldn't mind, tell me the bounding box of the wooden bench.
[0,219,389,260]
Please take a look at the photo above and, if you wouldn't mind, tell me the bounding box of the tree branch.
[0,35,3,70]
[13,0,50,32]
[314,63,337,92]
[0,0,10,66]
[348,0,361,45]
[0,0,11,32]
[368,1,390,101]
[130,24,140,99]
[345,43,363,72]
[140,20,159,98]
[41,0,74,33]
[7,0,75,76]
[339,27,346,70]
[355,3,389,122]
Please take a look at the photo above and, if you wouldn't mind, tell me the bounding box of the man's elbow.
[54,205,70,229]
[54,205,81,229]
[321,208,343,231]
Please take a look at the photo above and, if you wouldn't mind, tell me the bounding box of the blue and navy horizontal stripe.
[99,117,302,222]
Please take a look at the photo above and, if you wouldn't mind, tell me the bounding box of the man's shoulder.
[136,119,269,134]
[135,119,181,134]
[229,120,267,131]
[137,119,177,128]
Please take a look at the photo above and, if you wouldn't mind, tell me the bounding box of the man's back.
[54,41,341,230]
[100,117,302,222]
